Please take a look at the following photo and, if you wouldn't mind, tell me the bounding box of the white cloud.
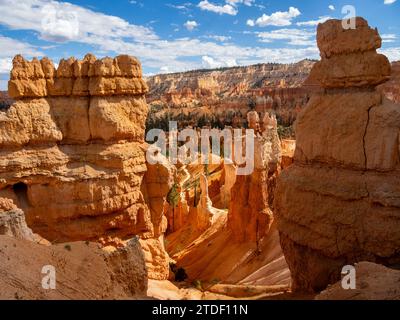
[328,5,335,11]
[198,0,238,15]
[0,58,12,74]
[0,35,42,59]
[257,28,316,46]
[381,34,397,43]
[247,19,255,27]
[296,16,332,27]
[184,20,198,31]
[203,35,232,42]
[247,7,301,27]
[226,0,254,6]
[0,0,320,77]
[0,0,157,43]
[379,47,400,60]
[384,0,397,4]
[202,55,237,69]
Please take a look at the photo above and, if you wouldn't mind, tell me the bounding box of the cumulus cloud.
[184,20,198,31]
[384,0,397,4]
[296,16,332,27]
[0,0,157,43]
[247,7,301,27]
[328,5,335,11]
[198,0,238,15]
[202,55,237,68]
[197,0,254,16]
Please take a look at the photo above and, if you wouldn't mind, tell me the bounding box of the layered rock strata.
[228,111,281,242]
[146,61,314,131]
[0,54,173,280]
[275,18,400,293]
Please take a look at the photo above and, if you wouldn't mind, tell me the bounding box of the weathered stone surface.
[378,61,400,103]
[294,91,382,168]
[317,18,382,58]
[142,152,176,238]
[139,237,170,280]
[306,18,391,88]
[89,96,148,142]
[8,54,148,99]
[0,209,35,241]
[275,18,400,293]
[228,111,281,242]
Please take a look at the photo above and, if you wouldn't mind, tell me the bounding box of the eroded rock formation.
[228,111,281,243]
[275,18,400,293]
[0,209,35,241]
[0,54,172,280]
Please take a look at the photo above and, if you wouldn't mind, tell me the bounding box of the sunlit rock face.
[0,54,152,244]
[0,54,177,280]
[274,18,400,293]
[228,111,281,243]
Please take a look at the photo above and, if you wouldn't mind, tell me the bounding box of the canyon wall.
[0,54,172,280]
[275,18,400,293]
[146,61,315,133]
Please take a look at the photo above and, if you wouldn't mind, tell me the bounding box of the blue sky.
[0,0,399,89]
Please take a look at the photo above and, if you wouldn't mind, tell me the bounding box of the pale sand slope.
[0,235,147,300]
[165,212,291,295]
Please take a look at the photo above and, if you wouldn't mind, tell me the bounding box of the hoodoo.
[274,18,400,293]
[0,54,173,280]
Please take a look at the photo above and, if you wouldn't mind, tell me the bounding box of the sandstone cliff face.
[275,18,400,293]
